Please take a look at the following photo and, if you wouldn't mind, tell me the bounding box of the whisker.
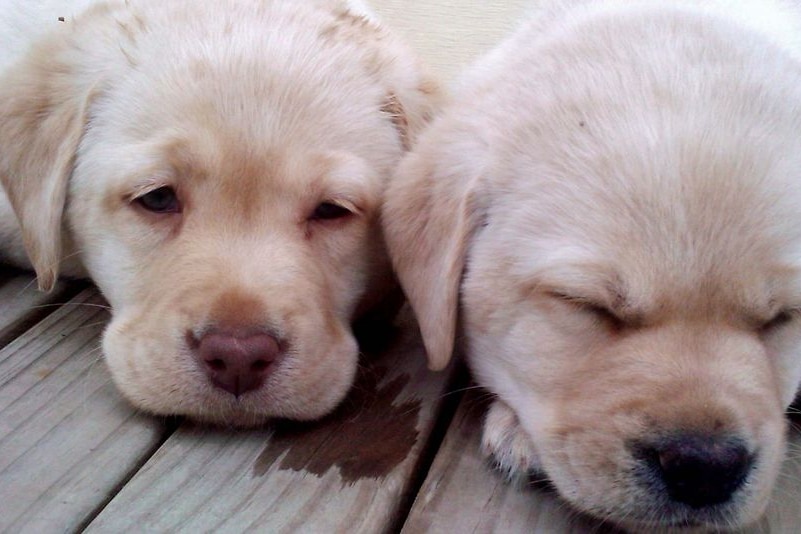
[25,301,111,311]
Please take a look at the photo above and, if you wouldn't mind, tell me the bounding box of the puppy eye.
[584,303,625,331]
[136,186,181,214]
[311,202,352,221]
[761,310,794,332]
[549,292,626,331]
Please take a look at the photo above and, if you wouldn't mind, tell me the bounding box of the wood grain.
[0,289,168,532]
[0,268,79,347]
[400,393,610,534]
[86,309,458,534]
[401,392,801,534]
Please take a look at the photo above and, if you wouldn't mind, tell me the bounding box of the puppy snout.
[639,434,754,509]
[192,329,282,397]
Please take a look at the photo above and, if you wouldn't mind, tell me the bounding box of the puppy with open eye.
[0,0,440,426]
[384,0,801,530]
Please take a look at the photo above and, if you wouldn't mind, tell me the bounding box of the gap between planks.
[401,390,801,534]
[83,307,462,534]
[0,287,172,532]
[0,268,88,348]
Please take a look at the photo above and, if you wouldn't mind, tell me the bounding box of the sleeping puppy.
[384,0,801,530]
[0,0,439,426]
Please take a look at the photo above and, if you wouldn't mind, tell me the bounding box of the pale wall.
[367,0,531,82]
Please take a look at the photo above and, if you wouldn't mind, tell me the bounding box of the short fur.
[384,0,801,530]
[0,0,440,425]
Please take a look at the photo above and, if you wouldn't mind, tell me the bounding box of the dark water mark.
[253,365,421,484]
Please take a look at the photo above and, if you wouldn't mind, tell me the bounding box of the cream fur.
[0,0,440,425]
[384,0,801,530]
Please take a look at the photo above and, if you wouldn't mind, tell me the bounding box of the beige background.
[367,0,531,82]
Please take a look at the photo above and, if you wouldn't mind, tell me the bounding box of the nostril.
[191,328,283,397]
[251,359,270,372]
[207,358,226,372]
[638,434,754,509]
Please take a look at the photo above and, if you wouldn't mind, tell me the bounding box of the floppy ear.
[382,127,487,370]
[0,36,97,291]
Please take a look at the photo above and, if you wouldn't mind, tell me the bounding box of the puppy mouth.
[614,518,709,534]
[614,507,747,534]
[518,470,735,532]
[567,483,746,532]
[528,466,741,531]
[185,404,275,428]
[177,375,340,427]
[621,501,739,530]
[533,431,765,531]
[107,338,352,426]
[185,328,288,399]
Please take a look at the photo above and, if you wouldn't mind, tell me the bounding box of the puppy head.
[0,1,438,424]
[86,135,385,424]
[384,17,801,530]
[463,175,799,527]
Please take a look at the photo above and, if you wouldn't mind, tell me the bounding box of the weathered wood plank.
[0,289,169,532]
[401,393,801,534]
[86,309,457,534]
[400,393,609,534]
[0,267,81,347]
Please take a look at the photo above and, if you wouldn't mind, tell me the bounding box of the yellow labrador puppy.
[385,0,801,530]
[0,0,439,426]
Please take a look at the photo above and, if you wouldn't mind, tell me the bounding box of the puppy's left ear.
[382,120,488,370]
[0,34,98,291]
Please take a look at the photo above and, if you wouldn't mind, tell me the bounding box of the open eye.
[136,186,181,214]
[310,202,352,221]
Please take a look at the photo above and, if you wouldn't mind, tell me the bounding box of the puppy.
[384,0,801,530]
[0,0,439,426]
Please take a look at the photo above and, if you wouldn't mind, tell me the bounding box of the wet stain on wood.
[253,365,420,484]
[36,368,53,379]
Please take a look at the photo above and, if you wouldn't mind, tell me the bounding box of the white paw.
[481,399,543,485]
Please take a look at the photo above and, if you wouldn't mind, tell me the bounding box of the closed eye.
[548,292,627,332]
[584,302,625,330]
[760,309,795,333]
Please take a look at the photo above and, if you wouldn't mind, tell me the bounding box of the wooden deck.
[1,268,800,533]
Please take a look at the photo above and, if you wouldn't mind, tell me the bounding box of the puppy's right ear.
[0,32,97,291]
[383,128,487,370]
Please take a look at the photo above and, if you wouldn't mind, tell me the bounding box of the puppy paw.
[481,399,543,486]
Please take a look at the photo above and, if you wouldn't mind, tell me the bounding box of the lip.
[615,517,703,532]
[611,503,737,532]
[184,394,276,427]
[572,476,742,533]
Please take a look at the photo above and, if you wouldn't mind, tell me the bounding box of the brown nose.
[193,329,281,397]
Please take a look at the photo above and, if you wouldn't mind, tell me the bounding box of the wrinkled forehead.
[80,128,380,220]
[164,136,375,203]
[512,240,801,318]
[83,48,403,187]
[493,154,801,316]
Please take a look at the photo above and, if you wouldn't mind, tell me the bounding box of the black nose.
[641,434,754,508]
